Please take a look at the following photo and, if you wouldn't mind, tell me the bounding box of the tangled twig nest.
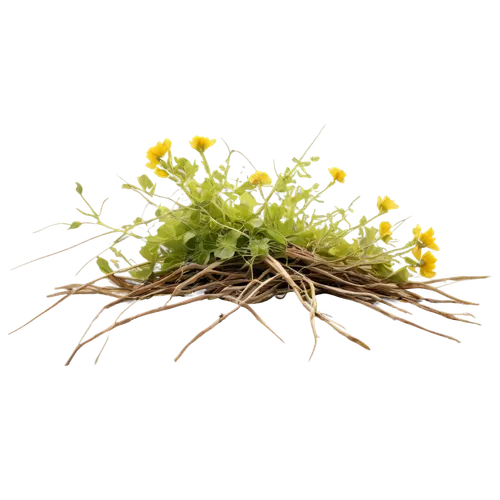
[15,244,482,365]
[9,130,488,364]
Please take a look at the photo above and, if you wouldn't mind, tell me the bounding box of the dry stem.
[9,246,488,365]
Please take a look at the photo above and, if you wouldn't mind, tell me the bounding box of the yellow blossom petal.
[328,167,346,183]
[377,196,399,213]
[153,167,168,182]
[190,136,216,153]
[249,171,272,186]
[411,246,424,260]
[379,221,392,238]
[420,251,437,278]
[408,246,424,273]
[410,222,441,252]
[418,225,441,252]
[145,138,172,169]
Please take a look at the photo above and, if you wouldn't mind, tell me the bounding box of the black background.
[0,98,496,377]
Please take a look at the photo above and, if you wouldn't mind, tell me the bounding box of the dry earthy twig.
[9,245,486,365]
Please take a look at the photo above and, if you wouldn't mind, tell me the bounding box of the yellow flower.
[411,247,424,260]
[190,136,216,153]
[249,171,272,186]
[410,222,424,239]
[145,138,172,170]
[377,196,399,213]
[410,222,441,252]
[328,167,346,183]
[379,221,392,238]
[153,167,168,182]
[408,246,424,273]
[420,251,437,278]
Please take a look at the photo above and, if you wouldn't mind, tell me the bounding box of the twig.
[351,298,461,343]
[299,123,328,160]
[173,305,240,362]
[315,311,371,351]
[10,229,111,271]
[65,294,222,365]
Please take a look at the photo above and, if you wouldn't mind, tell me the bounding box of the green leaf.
[280,218,295,235]
[133,217,144,225]
[129,263,154,281]
[247,218,264,228]
[156,218,184,239]
[217,197,241,222]
[212,170,224,183]
[214,246,235,259]
[372,263,394,278]
[218,230,240,246]
[249,237,270,257]
[183,231,197,244]
[328,240,350,257]
[360,226,378,247]
[239,191,258,209]
[73,181,87,198]
[155,206,170,218]
[160,235,186,253]
[263,203,283,224]
[139,241,159,261]
[120,182,137,193]
[388,267,410,283]
[160,254,187,272]
[67,220,84,231]
[307,154,321,165]
[196,252,211,266]
[263,227,286,245]
[359,216,367,226]
[234,181,256,195]
[96,257,113,275]
[404,257,419,266]
[137,174,153,191]
[188,209,201,225]
[365,245,383,256]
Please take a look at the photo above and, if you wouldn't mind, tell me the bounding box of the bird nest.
[10,129,487,364]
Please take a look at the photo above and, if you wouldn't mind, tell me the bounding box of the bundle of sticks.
[15,244,484,365]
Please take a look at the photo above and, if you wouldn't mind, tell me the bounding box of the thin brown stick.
[7,294,71,337]
[166,261,222,304]
[351,298,461,343]
[11,229,110,271]
[9,241,485,364]
[173,305,240,362]
[65,294,220,365]
[315,311,371,350]
[8,262,149,335]
[222,298,284,343]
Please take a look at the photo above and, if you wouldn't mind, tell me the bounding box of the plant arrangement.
[10,128,487,365]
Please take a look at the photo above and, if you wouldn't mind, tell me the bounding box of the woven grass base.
[12,244,487,365]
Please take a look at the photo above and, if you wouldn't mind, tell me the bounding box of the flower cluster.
[145,139,172,178]
[136,132,441,281]
[410,225,439,278]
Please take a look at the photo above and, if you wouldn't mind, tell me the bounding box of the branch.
[172,305,241,364]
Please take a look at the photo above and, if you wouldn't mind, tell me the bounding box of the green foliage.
[72,137,419,283]
[249,237,270,257]
[96,257,113,274]
[138,174,153,191]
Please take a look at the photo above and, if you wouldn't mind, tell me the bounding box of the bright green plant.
[66,131,438,284]
[10,128,485,365]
